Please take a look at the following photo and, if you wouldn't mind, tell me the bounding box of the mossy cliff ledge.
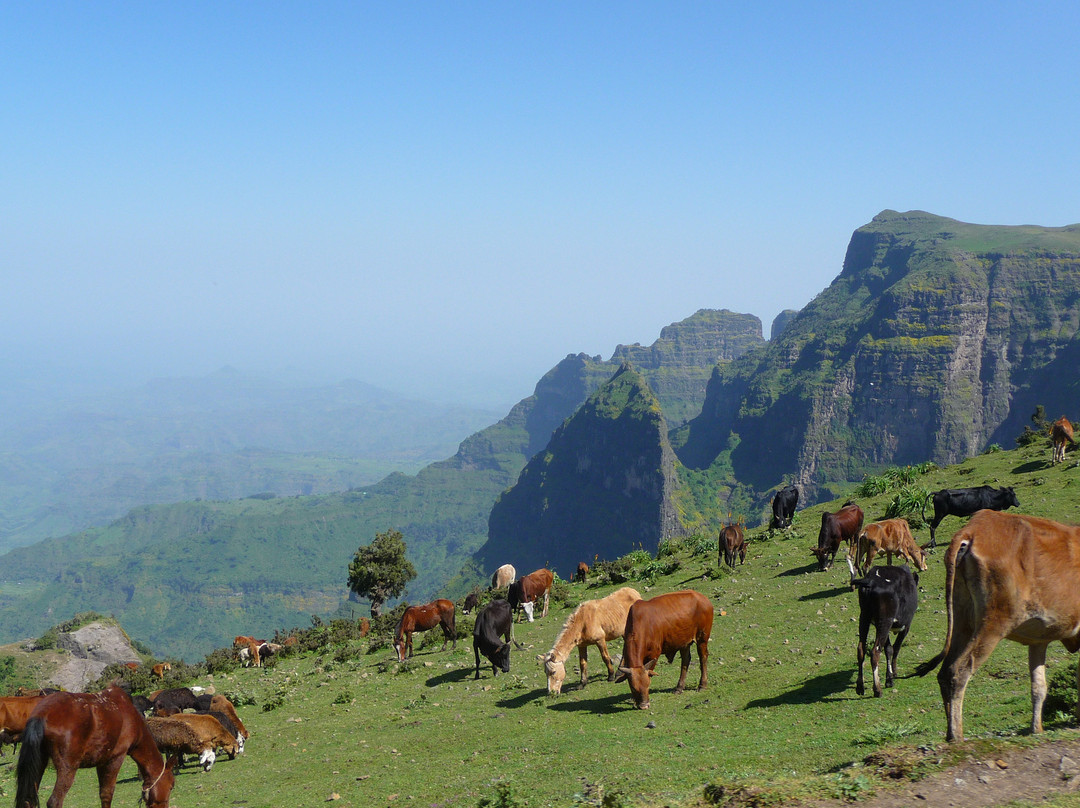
[679,210,1080,497]
[478,364,682,577]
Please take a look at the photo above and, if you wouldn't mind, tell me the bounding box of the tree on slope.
[347,529,417,618]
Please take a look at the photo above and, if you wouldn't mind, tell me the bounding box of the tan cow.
[916,509,1080,741]
[854,519,928,576]
[490,564,516,591]
[1051,416,1074,465]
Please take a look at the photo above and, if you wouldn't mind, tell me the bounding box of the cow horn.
[615,666,631,682]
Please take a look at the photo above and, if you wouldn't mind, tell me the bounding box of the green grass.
[2,438,1079,807]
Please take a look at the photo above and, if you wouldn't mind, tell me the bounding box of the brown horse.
[394,599,456,661]
[15,684,177,808]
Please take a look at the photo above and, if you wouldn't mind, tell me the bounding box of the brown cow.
[1051,416,1074,465]
[853,518,928,576]
[719,522,746,569]
[575,562,589,583]
[916,509,1080,741]
[508,568,554,622]
[0,694,47,734]
[151,662,172,679]
[812,503,863,570]
[615,590,713,710]
[393,599,456,661]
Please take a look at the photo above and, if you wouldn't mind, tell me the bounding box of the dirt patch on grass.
[809,738,1080,808]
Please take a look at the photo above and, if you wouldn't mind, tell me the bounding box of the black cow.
[462,592,480,614]
[769,485,799,529]
[473,599,515,679]
[151,686,199,713]
[853,565,919,698]
[923,486,1020,547]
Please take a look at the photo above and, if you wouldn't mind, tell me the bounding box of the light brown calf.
[854,518,928,576]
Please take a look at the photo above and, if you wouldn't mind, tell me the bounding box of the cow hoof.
[873,690,883,698]
[856,684,864,695]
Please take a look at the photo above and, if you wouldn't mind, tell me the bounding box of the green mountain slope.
[0,311,758,659]
[479,363,683,577]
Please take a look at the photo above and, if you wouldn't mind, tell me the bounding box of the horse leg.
[95,756,126,808]
[596,637,616,682]
[46,762,78,808]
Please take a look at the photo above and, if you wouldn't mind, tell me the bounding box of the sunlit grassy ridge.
[3,438,1079,807]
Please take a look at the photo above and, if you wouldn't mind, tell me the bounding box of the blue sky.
[3,3,1078,409]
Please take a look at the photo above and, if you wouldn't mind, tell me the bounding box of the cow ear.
[644,658,659,672]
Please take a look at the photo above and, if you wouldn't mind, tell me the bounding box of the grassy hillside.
[1,439,1078,806]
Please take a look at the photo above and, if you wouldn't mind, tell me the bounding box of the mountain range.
[2,210,1079,660]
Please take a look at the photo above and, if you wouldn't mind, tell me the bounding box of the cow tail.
[915,535,962,677]
[15,716,47,808]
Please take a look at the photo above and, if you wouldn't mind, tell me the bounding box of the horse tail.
[15,716,47,808]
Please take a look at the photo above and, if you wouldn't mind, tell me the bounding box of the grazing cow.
[770,485,799,529]
[615,590,713,710]
[151,687,199,714]
[151,661,171,679]
[812,503,864,571]
[575,562,589,583]
[490,563,516,591]
[854,518,928,575]
[1051,416,1074,465]
[473,599,517,679]
[462,592,480,614]
[719,522,746,569]
[916,510,1080,741]
[537,587,642,695]
[393,599,456,661]
[851,565,919,697]
[508,568,555,622]
[923,485,1020,547]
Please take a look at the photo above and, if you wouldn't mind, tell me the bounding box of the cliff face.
[478,364,682,577]
[680,211,1080,499]
[611,309,764,425]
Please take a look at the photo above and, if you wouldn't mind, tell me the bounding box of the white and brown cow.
[917,509,1080,741]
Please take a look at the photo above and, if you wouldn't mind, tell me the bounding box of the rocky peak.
[50,621,140,691]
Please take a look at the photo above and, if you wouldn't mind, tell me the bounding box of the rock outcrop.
[50,621,140,691]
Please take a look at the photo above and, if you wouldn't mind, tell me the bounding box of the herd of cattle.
[392,466,1080,745]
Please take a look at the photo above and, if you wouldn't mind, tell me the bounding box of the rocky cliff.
[478,364,683,577]
[678,210,1080,500]
[50,620,140,691]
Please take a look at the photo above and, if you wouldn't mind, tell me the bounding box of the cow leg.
[542,591,549,619]
[474,645,482,680]
[889,625,911,685]
[938,613,1006,742]
[1029,643,1049,734]
[856,611,871,696]
[696,635,709,690]
[673,646,691,694]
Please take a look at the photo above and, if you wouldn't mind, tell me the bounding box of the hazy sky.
[4,3,1079,409]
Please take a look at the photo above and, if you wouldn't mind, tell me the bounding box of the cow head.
[1005,487,1020,508]
[493,641,511,673]
[810,546,830,570]
[615,658,658,709]
[910,545,929,572]
[537,652,566,695]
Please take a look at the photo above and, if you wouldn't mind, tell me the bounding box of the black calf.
[853,565,919,697]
